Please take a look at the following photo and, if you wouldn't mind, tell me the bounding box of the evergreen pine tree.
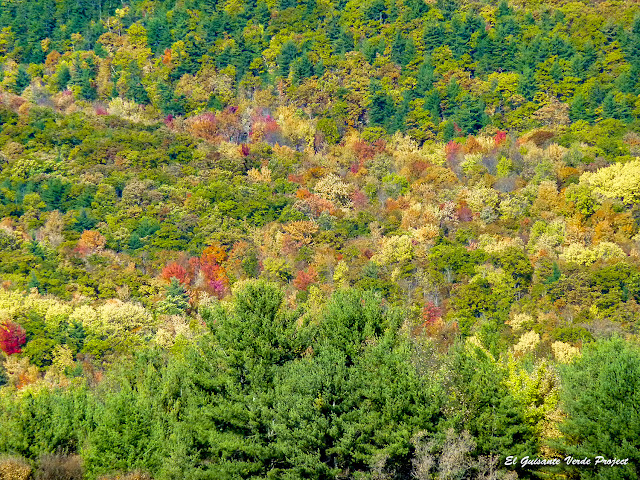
[569,93,595,122]
[255,0,271,24]
[27,272,41,292]
[402,36,416,66]
[278,40,298,77]
[444,342,537,457]
[602,92,618,119]
[78,67,97,101]
[160,278,190,315]
[292,54,313,84]
[423,22,445,53]
[496,0,510,17]
[416,59,435,96]
[72,209,97,232]
[556,338,640,479]
[368,80,394,130]
[128,233,144,251]
[437,0,459,16]
[313,59,325,77]
[56,64,71,92]
[518,67,536,100]
[403,0,429,22]
[147,16,172,55]
[12,66,30,94]
[616,66,639,94]
[157,81,186,115]
[441,120,455,142]
[365,0,387,22]
[455,95,487,135]
[278,0,296,9]
[390,33,406,65]
[125,66,149,104]
[424,89,441,124]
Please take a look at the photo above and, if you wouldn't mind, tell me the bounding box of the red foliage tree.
[353,141,377,162]
[162,245,230,299]
[409,159,429,178]
[351,189,368,209]
[293,267,318,291]
[0,321,26,355]
[445,140,461,160]
[262,115,281,144]
[161,262,189,285]
[421,302,442,325]
[198,245,229,298]
[456,202,474,222]
[412,302,445,338]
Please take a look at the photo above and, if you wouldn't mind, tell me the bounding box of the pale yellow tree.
[581,159,640,206]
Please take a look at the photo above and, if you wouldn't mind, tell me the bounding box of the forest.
[0,0,639,478]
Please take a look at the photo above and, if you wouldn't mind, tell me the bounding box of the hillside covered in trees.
[0,0,640,478]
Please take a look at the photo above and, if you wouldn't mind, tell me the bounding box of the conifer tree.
[557,338,640,479]
[12,65,30,94]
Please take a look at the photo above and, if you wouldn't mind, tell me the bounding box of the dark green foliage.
[77,68,97,101]
[556,338,640,479]
[0,386,90,459]
[545,262,561,285]
[12,66,31,94]
[365,0,387,22]
[292,54,314,84]
[369,80,395,131]
[134,217,160,238]
[147,16,172,55]
[124,66,149,104]
[416,60,435,96]
[444,343,537,458]
[128,233,144,251]
[569,93,596,123]
[453,95,488,135]
[27,271,42,292]
[0,362,6,387]
[82,351,173,478]
[40,178,71,212]
[157,81,186,116]
[278,40,298,77]
[518,67,536,100]
[429,241,486,280]
[159,277,189,315]
[71,209,97,232]
[0,0,638,137]
[491,247,534,290]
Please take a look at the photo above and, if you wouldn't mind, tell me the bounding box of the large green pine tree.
[556,338,640,479]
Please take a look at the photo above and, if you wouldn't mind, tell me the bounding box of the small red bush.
[0,321,26,355]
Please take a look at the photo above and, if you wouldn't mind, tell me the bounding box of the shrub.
[35,454,83,480]
[0,456,32,480]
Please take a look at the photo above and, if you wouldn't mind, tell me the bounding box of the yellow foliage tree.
[560,242,625,265]
[581,159,640,206]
